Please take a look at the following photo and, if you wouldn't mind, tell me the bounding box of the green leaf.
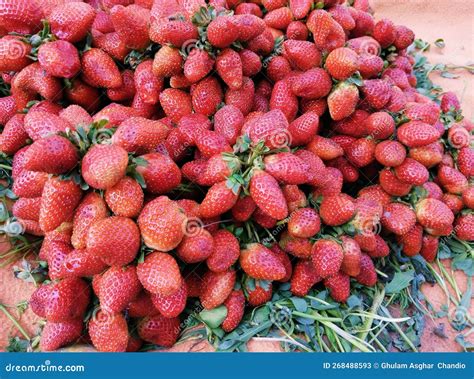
[200,305,227,329]
[385,270,415,294]
[290,297,308,313]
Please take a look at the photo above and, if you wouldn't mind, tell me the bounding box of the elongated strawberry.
[250,169,288,220]
[40,319,83,352]
[225,76,255,116]
[355,253,377,286]
[216,48,243,91]
[137,251,182,297]
[415,198,454,235]
[381,203,416,235]
[214,105,244,145]
[291,68,333,99]
[49,2,96,43]
[340,236,361,277]
[325,47,359,80]
[0,114,28,155]
[379,168,412,196]
[222,290,245,332]
[89,311,129,352]
[152,45,183,77]
[200,269,236,310]
[207,229,240,272]
[264,152,309,185]
[183,49,214,84]
[134,60,164,105]
[138,197,186,252]
[110,4,150,50]
[311,239,343,278]
[327,82,359,121]
[319,193,355,226]
[270,79,299,121]
[438,165,468,194]
[61,248,108,278]
[288,112,319,146]
[200,181,240,218]
[235,14,266,41]
[307,9,345,51]
[290,260,321,297]
[82,48,122,89]
[394,158,429,185]
[192,76,223,117]
[324,272,350,303]
[150,19,198,47]
[23,110,71,141]
[135,152,182,194]
[397,121,439,148]
[137,315,180,347]
[104,177,143,218]
[240,243,286,281]
[288,207,321,238]
[151,281,187,318]
[283,40,321,70]
[159,88,193,123]
[207,15,239,48]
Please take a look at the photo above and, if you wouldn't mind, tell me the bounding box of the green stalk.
[380,306,417,352]
[0,304,30,340]
[291,310,342,323]
[357,287,385,343]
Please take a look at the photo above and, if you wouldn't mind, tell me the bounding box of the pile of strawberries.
[0,0,472,352]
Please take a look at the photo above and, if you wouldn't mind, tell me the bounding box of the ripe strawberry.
[288,111,319,146]
[137,251,182,296]
[307,9,345,51]
[150,18,198,47]
[30,278,90,321]
[192,76,223,117]
[457,147,474,178]
[0,36,31,72]
[372,18,396,47]
[381,203,416,235]
[183,49,214,84]
[207,15,239,48]
[358,185,392,207]
[280,230,312,259]
[245,109,289,148]
[110,4,150,50]
[23,110,71,141]
[270,79,299,121]
[311,239,344,278]
[397,223,423,256]
[135,152,182,194]
[365,112,395,139]
[216,48,243,90]
[89,311,129,352]
[290,259,321,297]
[340,236,361,277]
[12,197,41,221]
[319,193,355,226]
[151,281,188,318]
[134,60,164,105]
[235,2,262,16]
[394,158,429,185]
[177,228,214,263]
[327,82,359,121]
[283,40,321,70]
[264,152,309,185]
[240,243,286,281]
[48,2,96,42]
[137,315,180,347]
[393,25,414,50]
[325,47,359,80]
[454,214,474,241]
[440,91,461,113]
[235,14,266,41]
[420,235,439,262]
[288,207,321,238]
[438,165,468,194]
[65,79,100,112]
[262,0,287,11]
[104,177,143,218]
[312,167,344,196]
[207,229,240,272]
[39,177,82,233]
[38,40,81,79]
[397,121,439,148]
[0,0,43,34]
[59,105,92,128]
[329,4,356,31]
[324,272,350,303]
[160,88,193,123]
[246,27,274,56]
[239,49,262,77]
[81,144,128,190]
[355,253,377,286]
[264,7,293,30]
[0,114,29,155]
[214,105,244,145]
[286,20,309,39]
[307,135,344,161]
[200,181,240,218]
[98,265,142,313]
[462,187,474,209]
[345,138,376,168]
[404,102,440,125]
[231,195,257,221]
[225,76,255,116]
[138,197,187,251]
[361,79,391,109]
[245,280,273,306]
[61,248,108,278]
[81,48,122,89]
[379,168,412,196]
[358,53,384,79]
[249,169,288,220]
[415,198,454,235]
[40,319,83,352]
[291,68,333,99]
[152,45,183,77]
[92,31,131,61]
[13,62,62,102]
[374,140,406,167]
[127,291,159,318]
[222,290,245,332]
[200,270,236,310]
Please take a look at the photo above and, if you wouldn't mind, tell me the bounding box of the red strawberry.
[290,259,321,297]
[394,158,429,185]
[404,102,440,125]
[200,270,236,310]
[235,2,262,16]
[361,79,391,109]
[39,177,82,233]
[307,9,345,51]
[440,91,461,113]
[264,7,293,30]
[270,79,299,121]
[200,181,240,218]
[93,31,131,61]
[245,280,273,306]
[283,40,321,70]
[324,272,350,302]
[245,109,289,149]
[246,27,274,55]
[253,207,278,228]
[110,4,150,50]
[138,197,187,252]
[104,177,143,218]
[225,76,255,115]
[249,169,288,220]
[207,15,239,48]
[152,45,183,77]
[40,319,83,352]
[442,193,464,215]
[23,110,71,141]
[240,243,286,281]
[137,251,182,296]
[420,235,439,262]
[287,112,319,147]
[454,214,474,241]
[262,0,287,11]
[0,0,43,34]
[192,76,223,116]
[355,253,377,286]
[373,18,396,47]
[216,48,243,90]
[294,150,325,187]
[81,144,128,190]
[151,281,188,318]
[457,147,474,178]
[327,82,359,121]
[177,228,214,263]
[136,152,182,194]
[239,49,262,77]
[0,114,29,155]
[149,19,198,47]
[222,290,245,332]
[397,223,423,256]
[307,136,344,161]
[134,60,164,105]
[358,53,384,79]
[61,248,108,278]
[266,56,291,82]
[12,197,41,221]
[38,40,81,79]
[438,165,468,195]
[30,278,90,321]
[397,121,439,148]
[89,311,129,352]
[291,68,333,99]
[12,170,49,199]
[289,0,312,19]
[345,138,376,168]
[358,185,392,207]
[311,239,344,278]
[364,111,395,139]
[288,207,321,238]
[329,5,355,32]
[381,203,416,235]
[393,25,414,50]
[235,14,266,41]
[264,152,309,185]
[379,169,412,196]
[286,20,309,39]
[87,216,140,266]
[127,291,159,318]
[340,236,361,277]
[160,88,193,123]
[462,187,474,209]
[319,193,355,226]
[0,36,31,72]
[325,47,359,80]
[184,49,214,84]
[48,2,96,42]
[177,113,211,146]
[137,315,180,347]
[374,140,406,167]
[214,105,244,145]
[82,48,122,89]
[207,229,240,272]
[415,198,454,235]
[231,196,257,222]
[65,79,100,112]
[98,265,142,313]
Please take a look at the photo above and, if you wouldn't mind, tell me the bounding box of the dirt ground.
[0,0,472,352]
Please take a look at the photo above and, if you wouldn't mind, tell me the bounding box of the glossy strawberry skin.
[207,229,240,273]
[49,2,96,43]
[249,169,288,220]
[311,239,344,278]
[290,259,322,297]
[137,315,180,347]
[200,270,236,310]
[240,243,286,281]
[222,290,245,332]
[40,319,83,352]
[136,252,182,296]
[150,282,187,318]
[89,311,129,352]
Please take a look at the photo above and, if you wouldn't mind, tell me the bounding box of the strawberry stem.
[0,303,31,341]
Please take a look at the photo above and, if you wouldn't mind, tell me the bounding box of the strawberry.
[269,79,299,121]
[30,278,90,321]
[312,167,344,196]
[415,198,454,235]
[423,182,444,200]
[12,169,49,199]
[39,177,82,233]
[288,207,321,238]
[65,79,100,112]
[397,223,423,256]
[0,114,29,155]
[23,110,71,141]
[160,88,193,123]
[307,136,344,161]
[283,40,321,70]
[13,63,62,103]
[249,169,288,220]
[294,150,325,187]
[200,171,239,210]
[319,193,355,226]
[93,31,131,61]
[324,272,350,303]
[240,243,286,280]
[440,91,461,113]
[177,113,211,146]
[235,2,262,16]
[38,41,81,79]
[239,49,262,77]
[192,76,223,116]
[150,18,198,47]
[286,20,309,39]
[291,68,333,99]
[184,49,214,84]
[207,229,240,272]
[98,265,142,313]
[104,177,143,218]
[264,7,293,30]
[462,187,474,209]
[134,60,164,105]
[345,138,376,167]
[207,15,239,48]
[81,48,122,89]
[355,253,377,286]
[214,105,244,145]
[325,47,359,80]
[358,53,384,79]
[49,2,96,43]
[235,14,266,41]
[438,165,468,195]
[264,152,309,185]
[266,56,292,82]
[245,109,289,148]
[150,281,187,318]
[245,280,273,306]
[393,25,414,50]
[364,111,395,140]
[454,214,474,241]
[200,270,236,310]
[358,185,392,207]
[225,76,255,116]
[152,45,183,77]
[404,102,440,125]
[216,48,243,90]
[61,248,108,278]
[394,158,429,185]
[383,68,410,90]
[374,140,406,167]
[360,79,391,109]
[43,240,73,280]
[290,259,321,297]
[307,9,345,51]
[329,4,356,32]
[89,311,129,352]
[447,124,471,149]
[327,82,359,121]
[397,120,439,148]
[127,291,159,318]
[136,152,182,194]
[381,203,416,235]
[457,147,474,178]
[222,290,245,332]
[0,36,31,72]
[373,18,396,47]
[177,228,214,263]
[420,235,439,262]
[23,136,78,175]
[288,0,312,19]
[110,4,150,50]
[12,197,41,221]
[262,0,287,11]
[137,251,182,297]
[246,27,274,56]
[340,236,361,277]
[231,196,257,222]
[59,105,92,128]
[379,169,412,196]
[311,239,344,278]
[253,207,278,228]
[287,112,319,147]
[40,319,83,352]
[137,315,180,347]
